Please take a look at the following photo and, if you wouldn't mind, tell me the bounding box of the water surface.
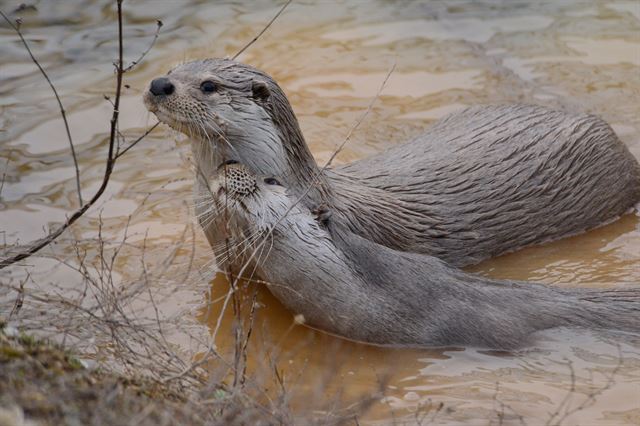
[1,1,639,424]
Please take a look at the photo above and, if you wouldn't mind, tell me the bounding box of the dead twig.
[8,273,27,320]
[124,19,163,72]
[0,10,83,206]
[115,122,160,159]
[324,61,396,170]
[232,0,293,60]
[545,348,623,426]
[0,1,159,270]
[0,151,11,200]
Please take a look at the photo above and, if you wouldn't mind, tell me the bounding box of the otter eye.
[200,80,217,93]
[264,177,281,186]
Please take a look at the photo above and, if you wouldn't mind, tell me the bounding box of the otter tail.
[560,287,640,333]
[461,281,640,348]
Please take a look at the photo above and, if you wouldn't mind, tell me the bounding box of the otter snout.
[143,75,178,120]
[215,163,258,199]
[149,77,175,96]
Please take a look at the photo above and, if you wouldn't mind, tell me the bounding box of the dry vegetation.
[0,2,626,425]
[0,1,377,424]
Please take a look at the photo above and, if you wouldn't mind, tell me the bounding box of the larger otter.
[144,59,640,267]
[203,162,640,349]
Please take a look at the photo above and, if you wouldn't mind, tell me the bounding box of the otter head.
[205,161,300,238]
[202,160,333,275]
[144,59,314,182]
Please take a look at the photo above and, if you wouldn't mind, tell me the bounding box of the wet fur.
[145,59,640,267]
[207,165,640,349]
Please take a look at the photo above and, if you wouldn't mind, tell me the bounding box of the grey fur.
[144,59,640,266]
[205,164,640,349]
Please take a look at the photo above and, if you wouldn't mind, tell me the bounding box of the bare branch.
[0,1,160,270]
[0,150,12,199]
[0,10,83,206]
[323,61,396,169]
[232,0,293,60]
[124,20,163,73]
[8,273,27,320]
[115,122,160,159]
[545,348,623,426]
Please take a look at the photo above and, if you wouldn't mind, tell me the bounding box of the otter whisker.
[194,230,261,277]
[211,227,262,256]
[257,226,275,268]
[217,235,260,266]
[241,231,272,291]
[210,229,265,268]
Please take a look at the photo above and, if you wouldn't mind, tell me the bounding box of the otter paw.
[312,204,332,225]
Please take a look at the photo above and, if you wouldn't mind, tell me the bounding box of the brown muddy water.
[1,0,640,424]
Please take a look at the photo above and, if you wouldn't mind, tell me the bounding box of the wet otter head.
[204,161,307,237]
[144,59,313,181]
[144,59,273,140]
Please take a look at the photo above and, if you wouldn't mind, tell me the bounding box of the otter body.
[205,164,640,349]
[145,59,640,266]
[330,104,640,265]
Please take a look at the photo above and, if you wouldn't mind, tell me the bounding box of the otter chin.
[198,162,640,349]
[145,58,640,267]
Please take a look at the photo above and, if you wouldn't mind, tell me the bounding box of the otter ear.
[251,80,270,101]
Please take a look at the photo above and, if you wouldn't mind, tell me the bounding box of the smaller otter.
[204,162,640,349]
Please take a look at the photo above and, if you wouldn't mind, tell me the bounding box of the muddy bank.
[0,326,265,426]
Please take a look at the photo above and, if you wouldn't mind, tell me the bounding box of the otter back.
[330,104,640,266]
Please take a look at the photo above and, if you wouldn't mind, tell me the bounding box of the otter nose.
[149,77,174,96]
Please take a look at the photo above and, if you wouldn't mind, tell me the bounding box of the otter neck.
[192,113,330,207]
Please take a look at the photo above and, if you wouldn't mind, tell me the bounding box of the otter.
[201,162,640,349]
[144,59,640,267]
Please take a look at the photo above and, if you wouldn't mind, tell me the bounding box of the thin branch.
[8,273,28,320]
[0,150,12,199]
[323,61,396,169]
[545,348,623,426]
[0,1,162,270]
[115,122,160,159]
[232,0,293,60]
[124,20,163,73]
[0,10,83,206]
[0,0,128,270]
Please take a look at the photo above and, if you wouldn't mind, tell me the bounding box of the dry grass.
[0,327,207,426]
[0,2,379,424]
[0,2,626,425]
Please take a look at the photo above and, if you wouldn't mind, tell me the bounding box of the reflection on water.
[323,15,555,45]
[288,70,483,98]
[1,0,639,424]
